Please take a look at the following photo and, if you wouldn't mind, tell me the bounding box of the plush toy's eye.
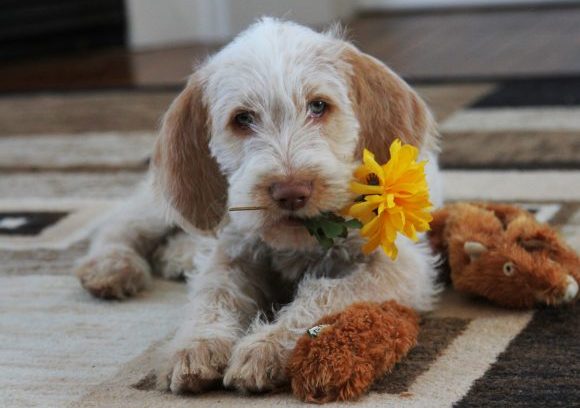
[308,100,327,118]
[503,262,515,276]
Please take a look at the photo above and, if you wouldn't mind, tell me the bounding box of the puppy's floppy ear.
[343,48,437,164]
[152,75,228,231]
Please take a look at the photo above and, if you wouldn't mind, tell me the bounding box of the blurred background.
[2,0,580,92]
[1,0,580,196]
[1,0,579,168]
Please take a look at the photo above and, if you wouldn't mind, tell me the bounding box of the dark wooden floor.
[2,5,580,93]
[351,6,580,80]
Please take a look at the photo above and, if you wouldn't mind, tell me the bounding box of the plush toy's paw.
[288,301,420,403]
[289,343,374,403]
[157,338,233,394]
[223,331,288,392]
[75,248,151,299]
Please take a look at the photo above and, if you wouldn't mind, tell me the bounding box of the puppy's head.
[153,18,437,250]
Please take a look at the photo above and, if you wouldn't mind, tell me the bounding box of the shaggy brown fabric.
[428,203,580,308]
[288,301,420,403]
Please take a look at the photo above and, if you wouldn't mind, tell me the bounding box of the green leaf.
[344,219,363,229]
[300,212,364,250]
[318,219,346,238]
[318,236,335,250]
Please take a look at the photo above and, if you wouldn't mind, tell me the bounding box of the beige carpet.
[1,80,579,407]
[0,177,577,408]
[66,290,534,408]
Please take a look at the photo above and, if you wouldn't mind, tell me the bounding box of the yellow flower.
[347,139,433,259]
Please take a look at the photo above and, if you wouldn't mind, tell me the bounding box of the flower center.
[366,173,380,186]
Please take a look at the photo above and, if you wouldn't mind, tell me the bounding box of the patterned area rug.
[1,78,579,408]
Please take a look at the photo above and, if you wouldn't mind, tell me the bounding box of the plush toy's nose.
[269,181,312,211]
[562,275,578,303]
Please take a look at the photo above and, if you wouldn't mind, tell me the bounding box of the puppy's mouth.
[277,215,306,228]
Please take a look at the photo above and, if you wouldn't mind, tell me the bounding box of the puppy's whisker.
[229,206,268,212]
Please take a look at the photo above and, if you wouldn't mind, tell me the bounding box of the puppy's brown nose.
[269,181,312,211]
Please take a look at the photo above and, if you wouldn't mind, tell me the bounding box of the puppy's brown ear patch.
[344,48,437,164]
[152,76,228,231]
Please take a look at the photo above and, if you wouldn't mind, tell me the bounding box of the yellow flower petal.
[351,182,384,196]
[390,210,405,230]
[362,149,385,184]
[348,201,377,223]
[382,242,398,260]
[346,139,432,260]
[382,216,398,243]
[389,139,402,156]
[360,214,380,237]
[362,236,380,255]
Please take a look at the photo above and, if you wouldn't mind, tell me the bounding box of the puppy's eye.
[308,100,327,118]
[234,111,255,128]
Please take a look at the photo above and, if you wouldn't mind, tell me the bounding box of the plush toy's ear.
[464,241,487,262]
[152,74,228,231]
[342,47,438,164]
[509,216,557,252]
[519,239,549,251]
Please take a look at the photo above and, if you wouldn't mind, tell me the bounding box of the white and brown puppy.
[76,18,442,394]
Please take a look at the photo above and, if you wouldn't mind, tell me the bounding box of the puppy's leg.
[152,231,215,280]
[224,240,438,392]
[157,248,266,394]
[76,182,172,299]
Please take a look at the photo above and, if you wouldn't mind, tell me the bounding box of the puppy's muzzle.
[269,181,313,211]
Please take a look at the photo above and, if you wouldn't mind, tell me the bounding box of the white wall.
[126,0,356,50]
[227,0,355,35]
[126,0,230,49]
[127,0,573,50]
[357,0,576,10]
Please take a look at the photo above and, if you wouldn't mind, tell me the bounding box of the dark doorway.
[0,0,127,61]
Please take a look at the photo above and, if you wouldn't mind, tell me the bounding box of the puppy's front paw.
[75,248,151,299]
[223,332,289,393]
[158,338,233,394]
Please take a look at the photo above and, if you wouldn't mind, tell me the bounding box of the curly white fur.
[76,18,443,394]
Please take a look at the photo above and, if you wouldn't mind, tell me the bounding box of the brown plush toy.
[428,202,580,308]
[287,301,419,403]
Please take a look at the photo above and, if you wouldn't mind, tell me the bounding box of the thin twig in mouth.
[228,206,268,212]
